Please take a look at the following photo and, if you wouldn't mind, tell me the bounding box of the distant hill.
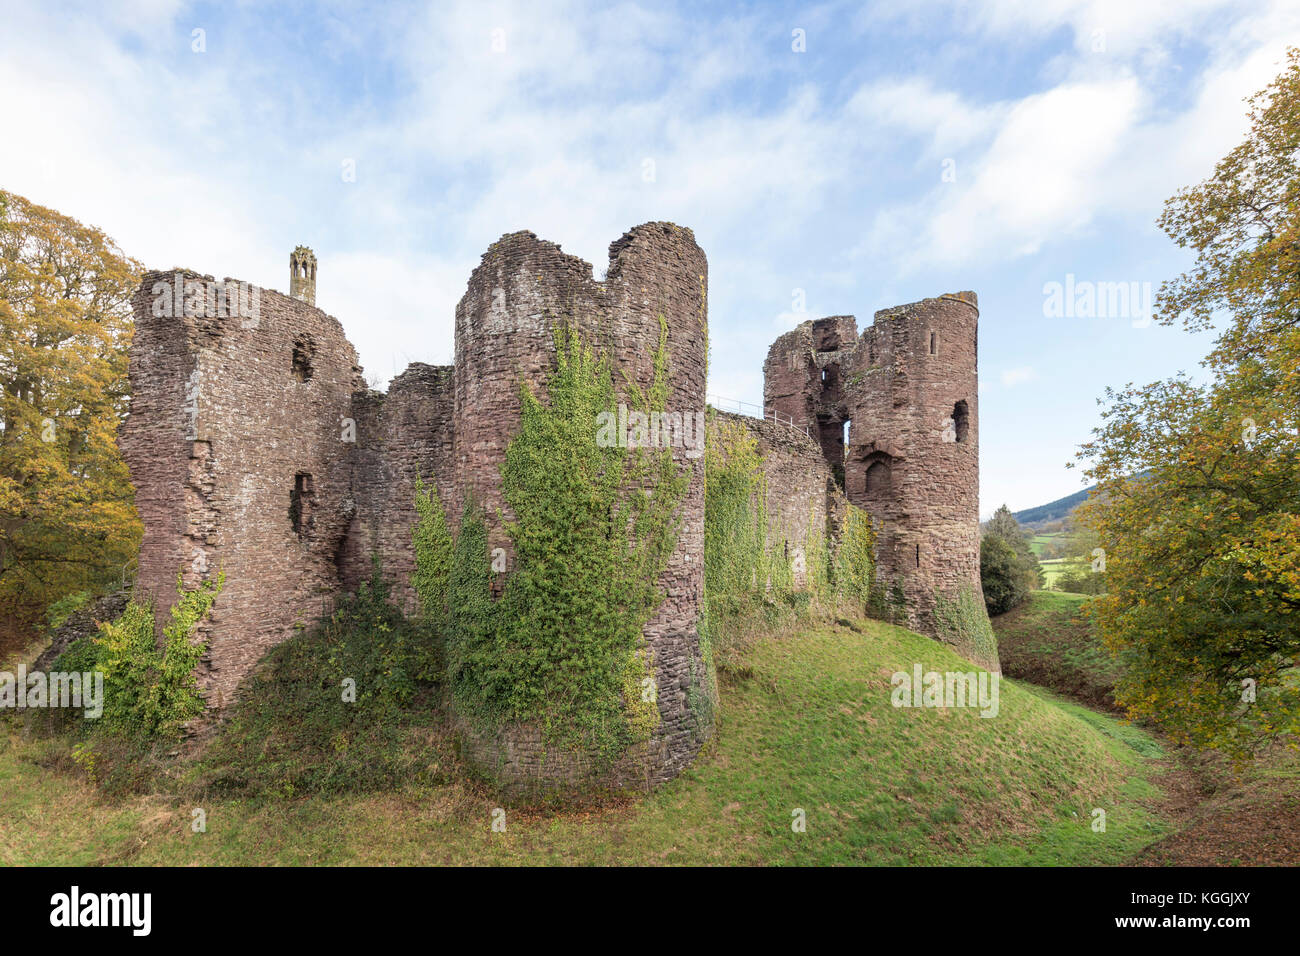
[1012,485,1096,527]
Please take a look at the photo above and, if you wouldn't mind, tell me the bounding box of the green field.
[0,613,1170,866]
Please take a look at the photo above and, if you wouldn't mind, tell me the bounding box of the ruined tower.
[122,267,364,708]
[453,223,712,794]
[764,293,996,671]
[764,315,857,476]
[289,246,316,306]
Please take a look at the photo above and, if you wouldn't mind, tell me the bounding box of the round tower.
[844,292,996,670]
[451,223,713,795]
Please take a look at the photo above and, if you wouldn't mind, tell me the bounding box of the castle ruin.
[763,295,991,661]
[119,221,993,795]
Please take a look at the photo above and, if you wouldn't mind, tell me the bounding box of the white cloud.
[999,366,1037,387]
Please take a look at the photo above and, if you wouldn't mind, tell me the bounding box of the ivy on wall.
[831,502,876,606]
[933,586,1000,671]
[703,413,774,615]
[411,475,453,620]
[703,411,878,620]
[441,324,687,767]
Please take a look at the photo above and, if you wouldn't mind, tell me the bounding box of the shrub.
[194,570,444,798]
[981,535,1032,615]
[980,505,1042,614]
[55,573,222,740]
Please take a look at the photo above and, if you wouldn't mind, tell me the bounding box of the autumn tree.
[0,190,142,649]
[1078,50,1300,758]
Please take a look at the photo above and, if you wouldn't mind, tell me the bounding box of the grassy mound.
[992,591,1120,709]
[0,608,1168,865]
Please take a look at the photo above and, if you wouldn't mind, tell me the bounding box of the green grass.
[0,611,1171,865]
[991,591,1120,709]
[1029,533,1065,557]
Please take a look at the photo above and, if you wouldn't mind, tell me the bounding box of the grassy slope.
[0,615,1169,865]
[992,591,1120,709]
[990,589,1300,867]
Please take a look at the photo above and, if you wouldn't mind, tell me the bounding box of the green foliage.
[44,589,93,632]
[1053,565,1107,596]
[196,570,445,798]
[703,413,773,615]
[0,189,143,645]
[411,475,453,620]
[831,503,876,604]
[1079,51,1300,759]
[56,573,222,741]
[934,586,1000,670]
[981,535,1028,615]
[980,504,1043,614]
[445,324,687,767]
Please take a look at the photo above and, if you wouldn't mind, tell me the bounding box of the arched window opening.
[865,460,889,495]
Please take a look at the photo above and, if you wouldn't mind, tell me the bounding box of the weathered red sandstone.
[764,296,996,670]
[119,228,992,796]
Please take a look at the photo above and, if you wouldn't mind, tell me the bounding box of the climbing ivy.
[702,411,849,619]
[831,502,876,605]
[703,413,773,615]
[445,324,686,767]
[411,475,453,620]
[933,586,1000,670]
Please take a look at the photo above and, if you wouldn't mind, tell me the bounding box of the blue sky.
[3,0,1297,515]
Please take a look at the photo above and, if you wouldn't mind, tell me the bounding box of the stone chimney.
[290,245,317,306]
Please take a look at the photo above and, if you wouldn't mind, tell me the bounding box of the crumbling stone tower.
[765,294,996,671]
[763,314,858,473]
[122,268,365,709]
[453,223,712,793]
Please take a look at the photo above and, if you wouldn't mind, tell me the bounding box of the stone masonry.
[764,295,996,671]
[452,224,710,794]
[120,226,994,796]
[122,224,712,794]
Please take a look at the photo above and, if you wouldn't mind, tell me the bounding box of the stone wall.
[713,410,834,590]
[122,271,364,709]
[340,363,456,614]
[123,224,715,793]
[452,223,712,795]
